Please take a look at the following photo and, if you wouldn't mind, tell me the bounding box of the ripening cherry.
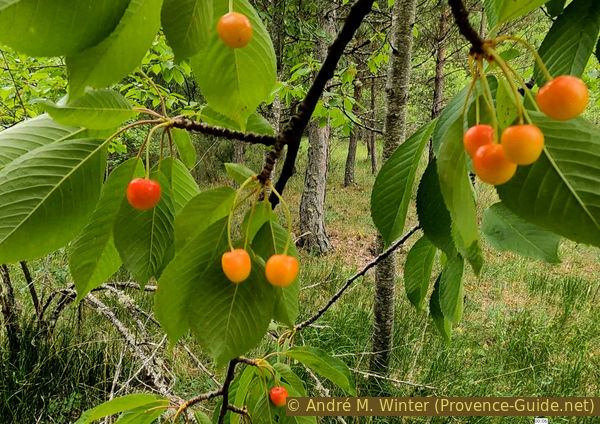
[222,249,252,283]
[500,124,545,165]
[463,124,495,157]
[269,387,288,408]
[217,12,253,48]
[472,144,517,185]
[536,75,589,121]
[127,178,161,210]
[265,255,299,288]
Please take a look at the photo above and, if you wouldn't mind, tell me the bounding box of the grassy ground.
[1,136,599,423]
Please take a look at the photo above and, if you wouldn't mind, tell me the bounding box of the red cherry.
[126,178,161,210]
[269,387,288,408]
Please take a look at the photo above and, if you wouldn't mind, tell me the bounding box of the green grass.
[1,137,599,423]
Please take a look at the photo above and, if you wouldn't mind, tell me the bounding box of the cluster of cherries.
[465,75,589,186]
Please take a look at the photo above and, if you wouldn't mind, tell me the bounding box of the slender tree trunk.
[234,140,244,165]
[299,7,335,254]
[344,63,364,186]
[429,4,449,162]
[369,80,378,174]
[370,0,417,373]
[0,264,21,355]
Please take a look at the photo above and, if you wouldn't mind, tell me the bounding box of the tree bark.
[370,0,417,373]
[0,264,21,355]
[344,65,364,186]
[368,79,378,174]
[299,7,335,254]
[429,4,449,162]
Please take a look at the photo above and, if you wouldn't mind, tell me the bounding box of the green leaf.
[371,120,436,247]
[242,202,277,243]
[111,400,169,423]
[437,118,483,275]
[496,78,519,130]
[161,0,213,61]
[403,235,437,312]
[0,138,107,264]
[482,203,561,263]
[171,128,197,169]
[37,89,135,130]
[486,0,551,27]
[546,0,567,17]
[70,158,144,301]
[0,114,83,169]
[273,363,306,397]
[200,107,274,135]
[0,0,130,57]
[113,170,175,286]
[232,366,257,410]
[158,158,200,213]
[416,159,455,256]
[252,221,299,327]
[534,0,600,86]
[74,394,166,424]
[190,0,276,130]
[430,275,452,344]
[225,162,258,187]
[438,254,464,323]
[155,218,229,347]
[188,252,275,366]
[497,112,600,248]
[67,0,164,98]
[432,77,497,155]
[285,346,356,396]
[195,411,213,424]
[247,113,275,136]
[174,186,235,251]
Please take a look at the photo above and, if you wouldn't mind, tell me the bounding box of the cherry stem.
[488,49,524,125]
[495,35,553,84]
[227,175,258,252]
[229,0,233,13]
[137,123,171,179]
[243,192,259,251]
[134,108,163,119]
[505,64,541,113]
[267,182,292,256]
[479,58,499,137]
[461,57,480,118]
[139,69,168,118]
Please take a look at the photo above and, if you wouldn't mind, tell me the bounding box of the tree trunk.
[370,0,417,373]
[234,140,244,165]
[369,80,378,174]
[344,66,364,186]
[299,7,335,254]
[0,264,21,355]
[429,4,449,162]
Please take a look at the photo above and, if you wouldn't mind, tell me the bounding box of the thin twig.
[351,369,438,390]
[295,226,420,330]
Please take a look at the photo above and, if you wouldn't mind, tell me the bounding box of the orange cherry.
[126,178,161,210]
[472,144,517,185]
[463,124,494,157]
[269,387,288,407]
[536,75,588,121]
[221,249,251,283]
[217,12,253,49]
[265,255,299,288]
[500,124,545,165]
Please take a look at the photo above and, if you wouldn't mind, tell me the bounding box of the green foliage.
[37,89,136,130]
[159,157,201,212]
[285,346,356,396]
[497,112,600,248]
[161,0,213,60]
[438,254,465,324]
[74,394,169,424]
[534,0,600,85]
[482,202,561,263]
[67,0,164,98]
[403,235,437,312]
[371,120,435,247]
[190,0,276,130]
[484,0,552,30]
[171,128,197,168]
[429,276,452,345]
[225,162,260,187]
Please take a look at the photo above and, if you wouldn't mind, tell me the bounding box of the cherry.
[472,144,517,185]
[126,178,161,210]
[536,75,588,121]
[265,255,299,288]
[500,124,545,165]
[221,249,251,283]
[217,12,253,49]
[463,124,494,158]
[269,387,288,408]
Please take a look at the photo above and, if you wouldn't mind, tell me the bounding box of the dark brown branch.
[171,118,277,147]
[447,0,485,55]
[264,0,378,205]
[20,261,40,317]
[0,264,21,353]
[218,359,239,424]
[295,226,420,330]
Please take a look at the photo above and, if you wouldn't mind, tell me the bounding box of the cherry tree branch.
[172,118,277,147]
[447,0,485,54]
